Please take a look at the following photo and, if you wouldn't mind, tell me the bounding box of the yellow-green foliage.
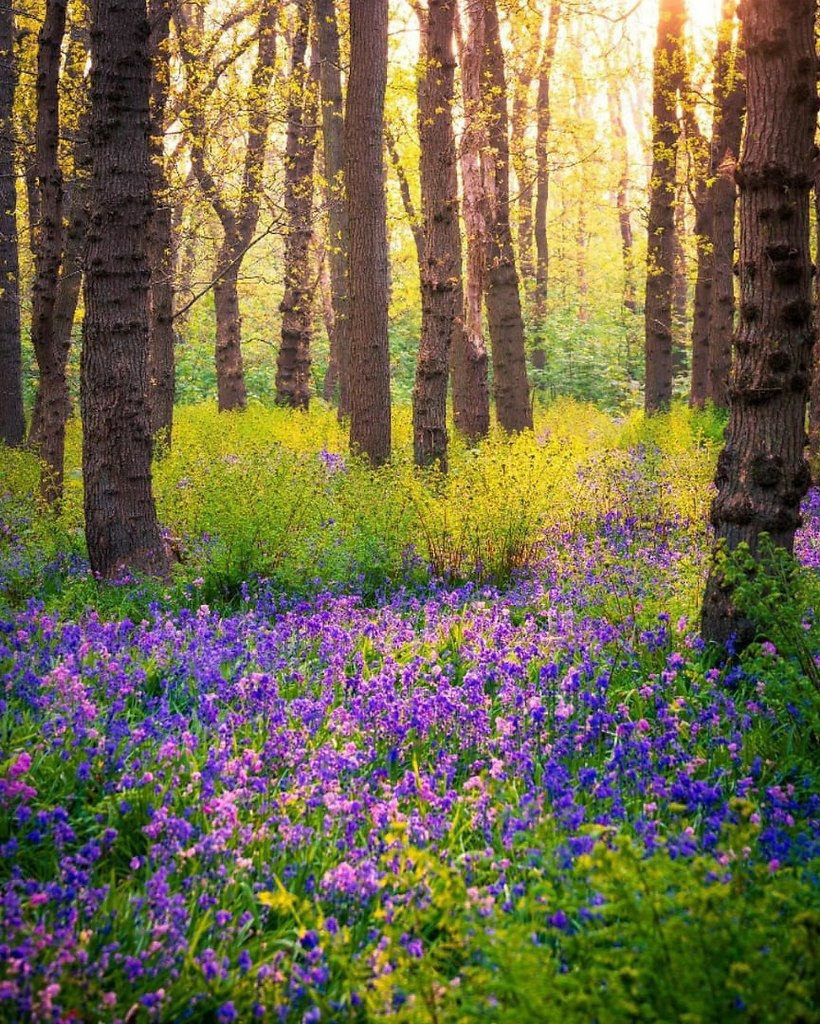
[2,400,723,609]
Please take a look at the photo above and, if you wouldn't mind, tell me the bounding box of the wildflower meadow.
[1,402,818,1023]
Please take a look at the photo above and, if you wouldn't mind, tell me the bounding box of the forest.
[1,0,819,1020]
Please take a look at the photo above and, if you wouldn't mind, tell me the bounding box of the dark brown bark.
[30,0,69,501]
[276,0,317,409]
[708,20,744,409]
[315,0,350,415]
[176,2,279,412]
[412,0,459,470]
[346,0,391,466]
[82,0,168,579]
[812,178,820,466]
[147,0,175,449]
[701,0,815,648]
[644,0,685,414]
[0,2,24,446]
[452,1,489,442]
[480,0,532,433]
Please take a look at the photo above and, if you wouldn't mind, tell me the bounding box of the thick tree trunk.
[452,2,489,441]
[213,257,247,412]
[277,0,317,410]
[82,0,168,579]
[481,0,532,433]
[30,0,69,502]
[701,0,815,647]
[644,0,685,414]
[412,0,459,470]
[315,0,351,416]
[811,182,820,465]
[346,0,391,466]
[0,2,24,446]
[147,0,175,449]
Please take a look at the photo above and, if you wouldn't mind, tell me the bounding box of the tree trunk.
[277,0,317,410]
[315,0,351,417]
[452,0,489,442]
[30,0,69,503]
[82,0,168,579]
[811,180,820,466]
[0,1,24,446]
[644,0,685,414]
[532,0,561,370]
[147,0,175,449]
[481,0,532,433]
[213,257,247,411]
[607,82,637,316]
[701,0,815,648]
[412,0,459,470]
[176,1,278,412]
[708,17,744,410]
[346,0,390,466]
[689,6,743,409]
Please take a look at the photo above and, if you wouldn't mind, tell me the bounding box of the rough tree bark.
[147,0,175,448]
[346,0,391,466]
[0,1,24,446]
[701,0,816,647]
[28,19,90,458]
[30,0,69,502]
[412,0,460,470]
[453,0,490,442]
[644,0,685,414]
[315,0,350,415]
[276,0,318,409]
[82,0,168,579]
[480,0,532,432]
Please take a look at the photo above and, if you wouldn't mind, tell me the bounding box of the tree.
[315,0,350,415]
[452,0,490,442]
[0,0,25,447]
[346,0,391,466]
[412,0,460,470]
[30,0,69,501]
[175,1,279,412]
[644,0,685,414]
[707,11,744,409]
[477,0,532,432]
[147,0,176,448]
[701,0,815,647]
[276,0,318,409]
[689,1,743,409]
[82,0,168,579]
[532,0,561,363]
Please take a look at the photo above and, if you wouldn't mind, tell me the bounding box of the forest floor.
[1,401,818,1022]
